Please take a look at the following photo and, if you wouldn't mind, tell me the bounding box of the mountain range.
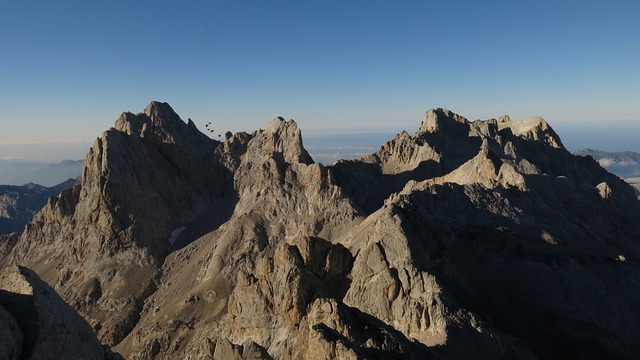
[0,179,80,235]
[1,102,639,359]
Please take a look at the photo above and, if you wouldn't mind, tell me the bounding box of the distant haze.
[553,122,640,153]
[1,2,639,147]
[0,141,91,163]
[0,118,638,187]
[303,131,398,164]
[0,159,83,187]
[303,122,640,164]
[302,122,640,164]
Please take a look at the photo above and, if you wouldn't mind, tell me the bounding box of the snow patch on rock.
[168,226,186,245]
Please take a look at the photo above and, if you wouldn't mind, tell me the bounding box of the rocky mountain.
[0,178,80,235]
[1,102,640,359]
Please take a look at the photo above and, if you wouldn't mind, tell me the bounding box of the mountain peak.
[143,101,181,125]
[265,116,298,133]
[417,108,469,135]
[499,116,563,148]
[498,114,512,124]
[251,116,312,164]
[114,101,211,148]
[4,103,640,359]
[113,101,180,136]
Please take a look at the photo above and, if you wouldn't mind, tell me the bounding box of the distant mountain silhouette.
[0,159,83,187]
[573,149,640,194]
[0,178,80,235]
[573,149,640,177]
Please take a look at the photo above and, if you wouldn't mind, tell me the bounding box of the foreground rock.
[0,265,105,359]
[2,103,640,359]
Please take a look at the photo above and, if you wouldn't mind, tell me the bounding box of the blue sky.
[1,0,639,159]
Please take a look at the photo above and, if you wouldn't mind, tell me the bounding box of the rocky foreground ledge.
[1,102,639,359]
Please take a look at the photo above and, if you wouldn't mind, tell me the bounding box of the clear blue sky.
[1,0,639,157]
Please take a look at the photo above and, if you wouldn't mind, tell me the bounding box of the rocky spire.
[262,116,313,165]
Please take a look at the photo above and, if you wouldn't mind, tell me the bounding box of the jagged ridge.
[1,103,639,359]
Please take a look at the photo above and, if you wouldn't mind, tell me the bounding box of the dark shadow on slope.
[417,128,483,172]
[430,228,640,360]
[168,191,240,252]
[0,290,39,359]
[286,237,355,311]
[96,130,229,261]
[330,159,442,214]
[330,132,482,215]
[391,179,640,360]
[312,302,436,360]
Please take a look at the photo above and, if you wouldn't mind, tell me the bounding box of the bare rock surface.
[2,103,640,359]
[0,265,105,359]
[0,302,22,360]
[2,101,227,344]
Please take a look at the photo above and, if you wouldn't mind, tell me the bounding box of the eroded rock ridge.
[2,103,639,359]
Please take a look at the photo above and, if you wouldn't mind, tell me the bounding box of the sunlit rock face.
[2,102,640,359]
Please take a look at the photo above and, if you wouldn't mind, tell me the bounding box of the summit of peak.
[266,116,299,133]
[113,101,212,146]
[250,116,312,165]
[144,100,172,114]
[417,107,469,135]
[499,116,563,148]
[498,115,512,124]
[143,101,182,126]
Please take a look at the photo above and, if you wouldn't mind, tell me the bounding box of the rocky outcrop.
[3,103,640,359]
[0,265,106,359]
[0,178,79,235]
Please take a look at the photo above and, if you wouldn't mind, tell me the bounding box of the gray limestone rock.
[4,103,640,360]
[0,265,104,359]
[5,101,228,345]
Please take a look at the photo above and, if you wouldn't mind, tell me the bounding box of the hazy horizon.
[1,119,639,166]
[2,1,639,148]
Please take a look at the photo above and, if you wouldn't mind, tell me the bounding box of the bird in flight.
[205,122,223,137]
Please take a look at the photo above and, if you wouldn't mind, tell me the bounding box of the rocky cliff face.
[2,101,227,345]
[2,102,640,359]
